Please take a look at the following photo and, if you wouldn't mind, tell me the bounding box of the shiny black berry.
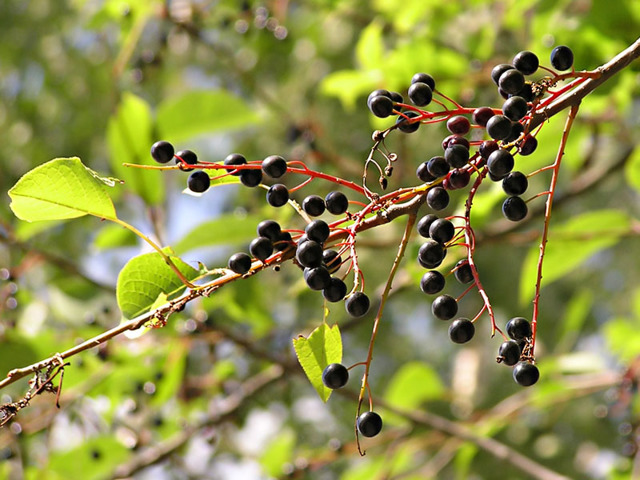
[151,141,175,163]
[550,45,574,71]
[249,236,273,261]
[506,317,532,340]
[325,191,349,215]
[261,155,287,178]
[323,277,347,302]
[513,361,539,386]
[322,249,342,273]
[429,218,455,244]
[224,153,247,175]
[302,195,326,217]
[499,69,525,95]
[305,266,331,290]
[447,169,470,190]
[498,340,521,366]
[448,318,475,344]
[454,259,474,284]
[420,271,445,294]
[487,149,514,178]
[296,240,323,268]
[411,72,436,90]
[491,64,514,85]
[357,411,383,438]
[446,115,471,135]
[427,156,450,178]
[502,171,528,196]
[502,96,529,121]
[322,363,349,389]
[513,50,539,75]
[369,95,394,118]
[266,184,289,207]
[445,144,470,169]
[518,135,538,156]
[417,214,438,238]
[502,196,528,221]
[240,168,262,187]
[396,111,420,133]
[432,294,458,320]
[345,292,370,318]
[427,187,450,211]
[418,240,446,269]
[257,220,281,241]
[486,115,513,141]
[416,162,436,182]
[176,149,198,165]
[472,106,495,127]
[408,82,433,106]
[305,219,330,243]
[367,89,391,107]
[228,252,252,275]
[187,171,210,193]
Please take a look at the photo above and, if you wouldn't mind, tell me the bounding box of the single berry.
[427,156,450,178]
[417,214,438,238]
[389,91,403,103]
[408,82,433,106]
[442,134,470,150]
[448,318,475,344]
[453,259,474,284]
[502,96,529,121]
[150,140,175,163]
[502,196,528,221]
[176,149,198,165]
[249,236,273,261]
[367,89,391,108]
[416,162,436,182]
[506,317,532,340]
[513,361,540,387]
[305,219,330,243]
[396,111,420,133]
[513,50,539,75]
[228,252,252,275]
[369,95,395,118]
[486,115,513,141]
[274,231,293,251]
[420,270,445,294]
[498,340,521,366]
[427,187,450,211]
[417,240,446,269]
[479,140,500,159]
[325,191,349,215]
[322,249,342,273]
[240,168,262,187]
[187,171,210,193]
[345,292,370,318]
[491,64,514,85]
[432,294,458,320]
[429,218,455,244]
[357,411,383,438]
[302,195,326,217]
[518,135,538,156]
[257,220,281,241]
[266,184,290,207]
[447,169,470,189]
[446,115,471,135]
[224,153,247,175]
[506,121,524,142]
[411,72,436,90]
[502,171,528,196]
[261,155,288,178]
[305,266,331,291]
[296,240,323,268]
[550,45,574,71]
[487,149,514,177]
[472,106,495,127]
[323,277,347,302]
[322,363,349,389]
[499,69,525,95]
[445,144,470,168]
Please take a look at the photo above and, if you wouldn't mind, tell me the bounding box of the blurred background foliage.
[1,0,640,479]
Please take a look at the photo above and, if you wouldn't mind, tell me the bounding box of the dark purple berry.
[249,236,273,261]
[418,240,445,269]
[479,140,500,159]
[486,115,513,141]
[187,171,210,193]
[305,266,331,290]
[302,195,326,217]
[445,144,470,168]
[498,340,521,366]
[506,121,524,142]
[323,277,347,302]
[296,240,323,268]
[228,252,252,275]
[502,171,528,196]
[266,184,289,207]
[408,82,433,106]
[325,191,349,215]
[240,168,262,187]
[345,292,370,318]
[224,153,246,175]
[261,155,287,178]
[176,149,198,165]
[274,231,293,251]
[257,220,281,241]
[502,196,528,221]
[453,259,474,284]
[499,69,526,95]
[429,218,455,244]
[472,107,495,127]
[442,134,470,150]
[411,72,436,90]
[427,187,450,211]
[322,249,342,273]
[491,64,514,85]
[369,95,394,118]
[447,169,470,189]
[518,135,538,156]
[322,363,349,389]
[420,271,445,294]
[416,162,436,182]
[487,149,514,177]
[502,96,529,121]
[432,294,458,320]
[506,317,532,340]
[367,89,391,108]
[550,45,574,71]
[448,318,475,344]
[417,214,438,238]
[513,361,540,386]
[357,411,383,437]
[151,141,175,164]
[389,91,403,103]
[396,111,420,133]
[305,219,330,243]
[446,115,471,135]
[427,156,450,178]
[513,50,539,75]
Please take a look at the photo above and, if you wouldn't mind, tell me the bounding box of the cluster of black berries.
[497,317,539,386]
[227,219,293,275]
[321,363,383,438]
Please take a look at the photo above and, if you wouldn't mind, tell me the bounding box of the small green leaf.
[152,340,187,406]
[519,210,631,304]
[624,147,640,192]
[47,436,130,480]
[9,157,118,222]
[320,70,381,111]
[356,20,384,70]
[157,90,260,142]
[259,430,296,477]
[116,250,199,319]
[93,224,138,250]
[172,213,263,254]
[292,322,342,402]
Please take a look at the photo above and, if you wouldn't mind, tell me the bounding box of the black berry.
[518,135,538,156]
[296,240,323,268]
[448,318,475,344]
[447,169,470,190]
[408,82,433,106]
[506,317,532,340]
[150,141,175,164]
[266,184,289,207]
[513,361,540,387]
[411,72,436,90]
[498,340,521,366]
[322,249,342,273]
[445,144,470,168]
[418,240,446,269]
[502,196,528,221]
[420,271,445,294]
[486,115,513,141]
[498,69,525,95]
[432,294,458,320]
[369,95,394,118]
[322,363,349,389]
[550,45,574,71]
[427,156,450,178]
[323,277,347,302]
[325,191,349,215]
[472,106,495,127]
[304,266,331,291]
[228,252,252,275]
[502,96,529,121]
[491,64,514,86]
[479,140,499,159]
[305,219,330,243]
[302,195,326,217]
[176,149,198,165]
[427,187,450,211]
[416,162,436,182]
[453,259,474,284]
[396,111,420,133]
[429,218,455,244]
[249,236,273,261]
[224,153,246,175]
[240,168,262,187]
[502,171,528,196]
[367,89,391,108]
[487,149,514,177]
[357,411,383,438]
[446,115,470,135]
[417,214,438,238]
[345,292,370,318]
[187,171,210,193]
[261,155,288,178]
[257,220,281,241]
[513,50,539,75]
[442,134,471,151]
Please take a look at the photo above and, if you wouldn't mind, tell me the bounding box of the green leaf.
[356,20,384,70]
[624,147,640,192]
[320,70,381,111]
[152,340,187,406]
[9,157,118,222]
[107,92,163,205]
[116,250,199,319]
[519,210,631,304]
[555,288,593,353]
[93,224,138,250]
[157,90,260,143]
[292,322,342,402]
[172,213,263,254]
[47,436,130,480]
[259,430,296,477]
